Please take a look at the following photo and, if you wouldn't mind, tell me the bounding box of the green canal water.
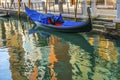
[0,17,120,80]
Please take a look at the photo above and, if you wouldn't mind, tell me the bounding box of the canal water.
[0,17,120,80]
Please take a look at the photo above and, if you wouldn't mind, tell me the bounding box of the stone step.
[93,16,114,22]
[96,14,115,19]
[117,27,120,29]
[117,29,120,32]
[92,21,104,25]
[92,20,116,29]
[92,28,106,33]
[92,24,105,29]
[93,24,105,28]
[104,23,116,29]
[92,20,114,25]
[98,15,116,19]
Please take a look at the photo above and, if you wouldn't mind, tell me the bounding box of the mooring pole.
[28,0,31,8]
[75,0,78,21]
[18,0,21,16]
[82,0,87,16]
[5,0,7,9]
[27,0,31,20]
[45,0,48,13]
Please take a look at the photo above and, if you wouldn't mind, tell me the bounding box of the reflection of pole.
[75,0,78,21]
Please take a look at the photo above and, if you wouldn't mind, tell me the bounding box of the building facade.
[0,0,116,9]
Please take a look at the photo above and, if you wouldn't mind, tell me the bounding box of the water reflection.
[34,30,95,80]
[0,17,120,80]
[0,48,11,80]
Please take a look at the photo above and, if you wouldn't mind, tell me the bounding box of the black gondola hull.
[35,19,92,33]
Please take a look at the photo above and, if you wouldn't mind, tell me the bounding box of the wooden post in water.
[27,0,31,20]
[74,0,78,21]
[58,0,63,13]
[18,0,21,16]
[28,0,31,8]
[5,0,7,9]
[45,0,48,13]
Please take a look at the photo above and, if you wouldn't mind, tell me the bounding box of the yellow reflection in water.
[88,37,94,46]
[98,36,118,63]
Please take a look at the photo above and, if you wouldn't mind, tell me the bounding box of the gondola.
[25,6,92,33]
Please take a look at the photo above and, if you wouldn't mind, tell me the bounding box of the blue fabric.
[25,6,44,21]
[41,18,48,24]
[55,13,64,22]
[46,13,54,18]
[61,20,85,27]
[25,6,64,24]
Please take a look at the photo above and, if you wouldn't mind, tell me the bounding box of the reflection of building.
[23,33,41,80]
[86,34,119,80]
[69,43,94,80]
[3,18,27,80]
[22,30,50,80]
[0,20,5,47]
[87,34,119,63]
[97,35,118,63]
[48,35,72,80]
